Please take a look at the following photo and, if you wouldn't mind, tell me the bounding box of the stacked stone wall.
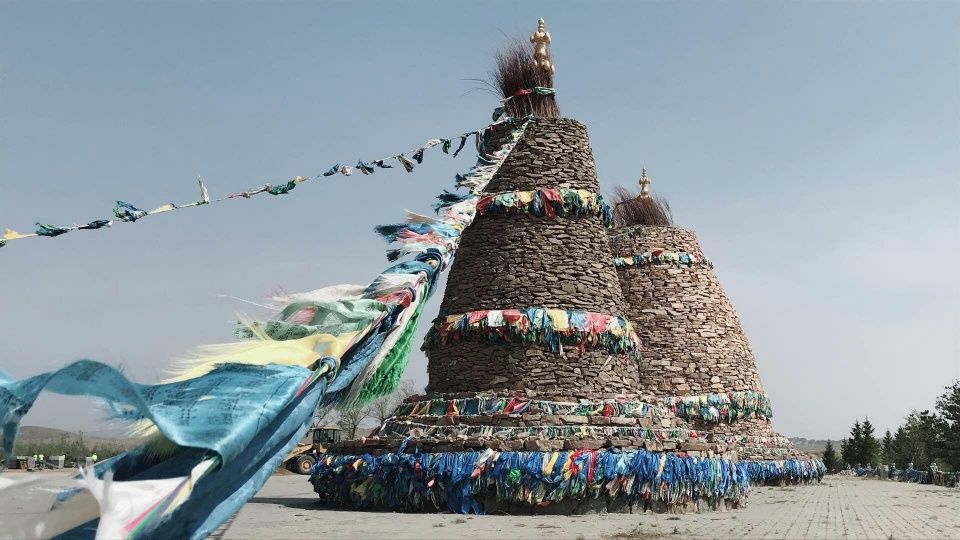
[610,225,813,468]
[428,117,639,398]
[610,226,765,395]
[485,118,598,192]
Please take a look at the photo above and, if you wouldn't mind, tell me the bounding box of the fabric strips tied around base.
[422,308,641,361]
[475,188,613,227]
[613,250,713,269]
[742,459,826,484]
[0,110,535,539]
[310,448,749,514]
[392,396,672,419]
[867,468,960,487]
[655,391,772,423]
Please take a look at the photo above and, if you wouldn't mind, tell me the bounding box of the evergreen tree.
[840,438,851,468]
[934,380,960,471]
[860,418,882,466]
[891,426,910,469]
[843,420,864,467]
[882,429,894,464]
[822,439,839,473]
[892,410,942,470]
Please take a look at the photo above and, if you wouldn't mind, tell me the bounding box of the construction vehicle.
[283,425,341,474]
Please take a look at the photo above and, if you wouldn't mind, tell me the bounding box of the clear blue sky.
[1,1,957,440]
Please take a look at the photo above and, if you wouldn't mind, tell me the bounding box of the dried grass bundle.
[492,40,560,118]
[611,186,673,227]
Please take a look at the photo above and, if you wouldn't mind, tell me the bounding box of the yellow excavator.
[283,425,342,474]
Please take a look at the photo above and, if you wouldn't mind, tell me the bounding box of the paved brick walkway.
[223,475,960,539]
[3,471,956,538]
[632,478,960,539]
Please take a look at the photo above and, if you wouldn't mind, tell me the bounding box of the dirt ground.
[223,475,960,539]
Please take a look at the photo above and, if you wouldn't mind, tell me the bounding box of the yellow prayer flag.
[546,309,569,331]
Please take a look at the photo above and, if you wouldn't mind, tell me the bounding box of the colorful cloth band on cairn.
[422,308,641,360]
[476,189,613,226]
[379,419,696,441]
[743,459,826,484]
[738,446,797,458]
[310,448,749,514]
[655,391,773,423]
[613,249,713,269]
[393,395,672,419]
[712,434,793,448]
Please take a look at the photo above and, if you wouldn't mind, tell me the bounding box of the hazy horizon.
[2,1,958,440]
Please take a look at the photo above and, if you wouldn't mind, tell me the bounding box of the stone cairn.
[312,117,758,514]
[609,216,822,484]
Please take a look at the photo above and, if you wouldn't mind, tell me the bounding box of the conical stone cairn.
[312,118,754,513]
[609,222,823,484]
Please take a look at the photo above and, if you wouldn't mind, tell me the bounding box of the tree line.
[822,380,959,473]
[4,434,126,466]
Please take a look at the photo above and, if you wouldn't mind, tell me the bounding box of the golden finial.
[639,167,651,199]
[530,17,555,74]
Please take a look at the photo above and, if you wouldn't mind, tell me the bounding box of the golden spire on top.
[530,17,555,74]
[639,167,651,199]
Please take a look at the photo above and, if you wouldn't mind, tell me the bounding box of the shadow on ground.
[247,496,323,511]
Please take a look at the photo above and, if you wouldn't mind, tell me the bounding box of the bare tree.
[332,380,423,439]
[337,405,374,439]
[369,379,421,425]
[312,407,336,429]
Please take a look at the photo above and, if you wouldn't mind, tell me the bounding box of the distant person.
[92,453,98,463]
[32,454,38,469]
[38,453,45,470]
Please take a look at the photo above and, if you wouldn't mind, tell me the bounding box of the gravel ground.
[224,475,960,539]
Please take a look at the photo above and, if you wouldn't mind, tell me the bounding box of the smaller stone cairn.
[609,222,819,483]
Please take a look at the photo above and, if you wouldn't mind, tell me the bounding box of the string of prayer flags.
[379,419,697,441]
[35,223,70,237]
[393,392,771,425]
[374,115,533,270]
[613,250,713,269]
[394,395,672,419]
[0,104,546,252]
[654,391,773,423]
[422,307,642,360]
[113,201,149,222]
[0,104,537,536]
[476,188,614,226]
